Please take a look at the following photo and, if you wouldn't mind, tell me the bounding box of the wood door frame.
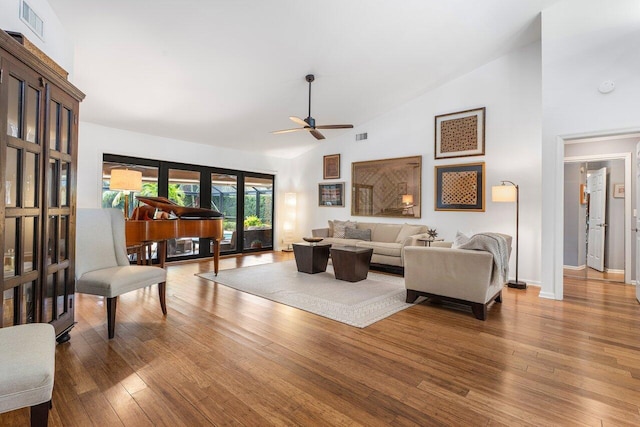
[564,151,632,286]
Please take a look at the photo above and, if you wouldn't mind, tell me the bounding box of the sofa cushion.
[345,227,371,241]
[322,237,363,246]
[356,222,378,233]
[356,241,402,257]
[395,224,428,243]
[371,224,402,243]
[333,220,356,238]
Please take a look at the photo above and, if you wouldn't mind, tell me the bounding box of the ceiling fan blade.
[289,116,308,127]
[271,128,304,134]
[315,124,354,130]
[309,129,325,140]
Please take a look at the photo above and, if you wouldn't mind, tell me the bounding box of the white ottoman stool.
[0,324,55,426]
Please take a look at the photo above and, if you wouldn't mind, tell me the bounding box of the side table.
[417,238,444,247]
[330,246,373,282]
[292,242,332,274]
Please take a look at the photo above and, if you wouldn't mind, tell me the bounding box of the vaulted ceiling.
[49,0,558,158]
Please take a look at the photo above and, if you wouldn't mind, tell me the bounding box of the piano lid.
[136,196,223,219]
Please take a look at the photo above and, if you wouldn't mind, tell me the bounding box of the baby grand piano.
[125,197,224,274]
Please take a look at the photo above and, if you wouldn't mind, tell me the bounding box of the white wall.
[0,0,74,73]
[293,41,543,285]
[541,0,640,298]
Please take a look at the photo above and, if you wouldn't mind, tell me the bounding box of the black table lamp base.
[507,280,527,289]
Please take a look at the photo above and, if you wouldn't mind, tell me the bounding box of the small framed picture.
[434,162,485,211]
[435,107,485,159]
[318,182,345,207]
[323,154,340,179]
[580,184,588,204]
[613,183,625,198]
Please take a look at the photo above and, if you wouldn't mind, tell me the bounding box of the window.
[102,154,275,261]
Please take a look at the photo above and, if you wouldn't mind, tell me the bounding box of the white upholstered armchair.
[76,208,167,339]
[404,234,512,320]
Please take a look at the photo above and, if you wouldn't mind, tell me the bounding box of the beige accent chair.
[0,323,55,426]
[76,208,167,339]
[404,235,512,320]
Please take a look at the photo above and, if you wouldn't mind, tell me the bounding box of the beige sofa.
[403,234,512,320]
[312,221,449,273]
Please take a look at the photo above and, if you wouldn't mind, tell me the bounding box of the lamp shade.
[109,169,142,192]
[283,192,297,232]
[402,194,414,205]
[492,185,516,202]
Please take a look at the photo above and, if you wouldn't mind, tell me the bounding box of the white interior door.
[635,143,640,302]
[587,167,607,272]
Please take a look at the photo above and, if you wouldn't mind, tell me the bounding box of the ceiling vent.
[355,132,368,141]
[20,1,44,39]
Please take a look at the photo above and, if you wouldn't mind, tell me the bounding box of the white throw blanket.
[457,233,510,282]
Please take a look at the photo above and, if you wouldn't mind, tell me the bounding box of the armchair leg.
[471,303,487,321]
[158,281,167,315]
[495,291,502,303]
[30,400,50,427]
[107,297,118,339]
[406,289,420,303]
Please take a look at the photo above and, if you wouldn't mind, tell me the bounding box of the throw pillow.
[345,227,371,241]
[452,231,470,248]
[328,220,334,237]
[333,220,356,239]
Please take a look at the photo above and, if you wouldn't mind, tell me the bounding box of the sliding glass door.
[166,168,201,259]
[243,176,273,251]
[102,154,275,261]
[211,173,238,254]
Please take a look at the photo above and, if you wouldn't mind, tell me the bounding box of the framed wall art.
[434,162,485,211]
[351,155,422,218]
[580,184,588,204]
[613,183,625,198]
[318,182,345,207]
[323,154,341,179]
[435,107,485,159]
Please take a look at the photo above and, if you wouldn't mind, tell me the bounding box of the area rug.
[197,260,411,327]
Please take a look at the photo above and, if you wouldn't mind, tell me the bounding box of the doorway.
[563,142,633,285]
[563,157,628,282]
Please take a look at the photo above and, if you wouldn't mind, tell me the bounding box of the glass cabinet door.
[41,83,78,338]
[1,60,43,327]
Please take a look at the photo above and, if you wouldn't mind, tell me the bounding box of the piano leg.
[158,241,167,269]
[213,239,220,276]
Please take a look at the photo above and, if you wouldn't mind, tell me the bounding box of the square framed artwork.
[613,183,625,198]
[434,162,485,211]
[323,154,341,179]
[318,182,345,207]
[434,107,485,159]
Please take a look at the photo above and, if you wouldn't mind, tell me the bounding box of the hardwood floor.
[2,253,640,426]
[564,267,625,283]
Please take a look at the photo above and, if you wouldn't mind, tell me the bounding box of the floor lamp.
[282,192,297,252]
[491,181,526,289]
[109,169,142,220]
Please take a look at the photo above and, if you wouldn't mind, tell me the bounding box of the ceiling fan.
[272,74,353,140]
